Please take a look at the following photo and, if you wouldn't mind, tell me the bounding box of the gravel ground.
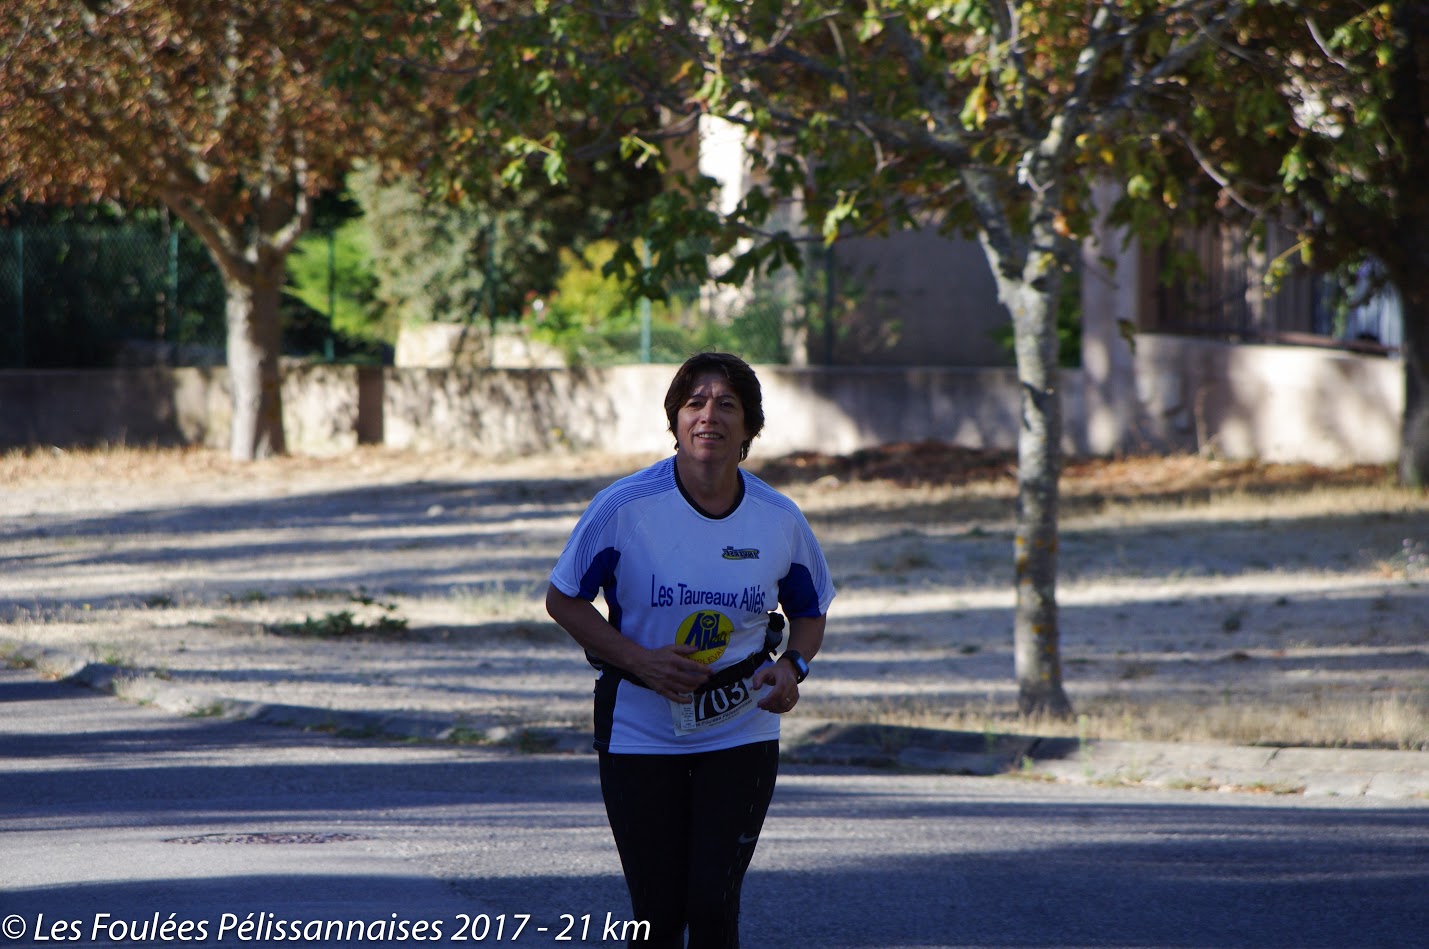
[2,444,1426,748]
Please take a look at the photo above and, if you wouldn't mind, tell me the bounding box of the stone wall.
[0,349,1404,466]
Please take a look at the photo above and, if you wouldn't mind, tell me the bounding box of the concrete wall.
[829,228,1012,368]
[0,368,227,449]
[1134,335,1403,465]
[0,351,1402,466]
[0,365,376,457]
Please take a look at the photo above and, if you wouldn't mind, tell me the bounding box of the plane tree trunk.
[1395,254,1429,488]
[221,256,288,460]
[1001,264,1074,719]
[973,182,1076,718]
[162,182,305,461]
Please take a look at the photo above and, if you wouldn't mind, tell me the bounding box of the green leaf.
[542,150,566,185]
[1278,149,1307,190]
[960,81,988,130]
[822,191,859,244]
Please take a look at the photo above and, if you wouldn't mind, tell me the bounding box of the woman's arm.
[545,583,711,702]
[784,613,825,663]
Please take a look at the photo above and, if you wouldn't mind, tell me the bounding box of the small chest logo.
[722,546,760,561]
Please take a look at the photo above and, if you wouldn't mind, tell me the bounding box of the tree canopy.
[0,0,409,458]
[364,0,1261,715]
[1217,2,1426,484]
[6,1,1416,709]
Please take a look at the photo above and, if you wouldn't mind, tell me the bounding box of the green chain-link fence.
[0,210,834,370]
[0,214,226,369]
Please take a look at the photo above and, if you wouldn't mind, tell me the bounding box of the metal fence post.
[823,243,836,366]
[13,228,23,368]
[326,229,336,362]
[639,240,651,364]
[167,225,178,341]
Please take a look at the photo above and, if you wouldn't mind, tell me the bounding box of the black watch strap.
[781,650,809,683]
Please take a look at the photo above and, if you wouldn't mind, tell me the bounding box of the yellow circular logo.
[677,610,733,665]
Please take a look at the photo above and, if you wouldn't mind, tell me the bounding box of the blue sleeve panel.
[777,563,823,618]
[578,547,623,632]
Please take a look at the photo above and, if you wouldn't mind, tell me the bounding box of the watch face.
[786,652,809,681]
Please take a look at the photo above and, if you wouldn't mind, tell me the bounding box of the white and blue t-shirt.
[549,456,835,754]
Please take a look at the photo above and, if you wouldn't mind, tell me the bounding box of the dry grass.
[0,441,661,492]
[0,442,237,483]
[818,692,1429,751]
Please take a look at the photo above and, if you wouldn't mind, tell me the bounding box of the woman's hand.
[631,643,712,703]
[753,659,800,714]
[754,613,823,714]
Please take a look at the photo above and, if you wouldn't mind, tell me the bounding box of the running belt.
[587,612,786,694]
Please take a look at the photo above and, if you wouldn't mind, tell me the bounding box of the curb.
[6,640,1427,802]
[1,640,593,754]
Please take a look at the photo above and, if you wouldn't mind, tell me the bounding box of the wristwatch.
[780,650,810,683]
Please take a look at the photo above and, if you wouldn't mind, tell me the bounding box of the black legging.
[598,740,780,949]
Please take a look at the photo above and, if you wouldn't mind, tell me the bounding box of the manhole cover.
[165,832,372,845]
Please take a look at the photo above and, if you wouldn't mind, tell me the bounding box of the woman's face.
[675,371,748,465]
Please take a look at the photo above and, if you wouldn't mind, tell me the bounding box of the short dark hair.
[663,352,765,460]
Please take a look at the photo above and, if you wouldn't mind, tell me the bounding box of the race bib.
[670,676,762,735]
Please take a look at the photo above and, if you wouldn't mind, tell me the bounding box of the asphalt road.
[3,669,1426,949]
